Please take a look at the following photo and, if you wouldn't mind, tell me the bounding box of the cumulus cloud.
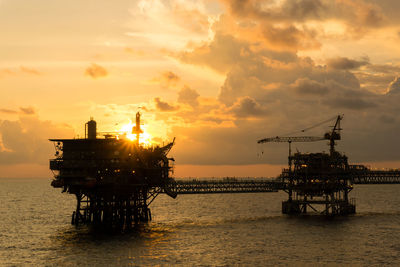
[164,0,400,166]
[149,71,181,87]
[292,78,329,95]
[222,0,385,27]
[162,71,180,84]
[178,85,200,107]
[230,96,267,118]
[327,57,369,70]
[85,63,108,79]
[154,97,178,111]
[0,116,74,165]
[262,24,320,50]
[179,33,248,73]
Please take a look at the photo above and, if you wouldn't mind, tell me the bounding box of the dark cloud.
[222,0,385,26]
[379,114,396,124]
[366,63,400,74]
[154,97,178,112]
[292,78,329,95]
[327,57,369,70]
[230,96,267,118]
[262,24,320,50]
[283,0,325,20]
[325,97,376,110]
[85,63,108,79]
[178,85,200,107]
[172,31,400,165]
[166,0,400,166]
[219,0,386,47]
[357,2,385,27]
[222,0,325,22]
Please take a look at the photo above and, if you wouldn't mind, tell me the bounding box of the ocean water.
[1,178,400,266]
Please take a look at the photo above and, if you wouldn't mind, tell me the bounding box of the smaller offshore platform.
[258,115,356,215]
[50,113,177,229]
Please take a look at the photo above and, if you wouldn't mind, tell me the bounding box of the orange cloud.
[0,108,18,114]
[20,66,41,75]
[0,116,74,165]
[85,63,108,79]
[0,107,36,115]
[178,85,200,107]
[154,97,178,112]
[19,107,35,115]
[148,71,181,87]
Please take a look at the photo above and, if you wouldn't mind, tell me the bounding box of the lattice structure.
[281,151,355,215]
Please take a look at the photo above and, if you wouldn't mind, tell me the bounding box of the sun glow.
[118,122,153,145]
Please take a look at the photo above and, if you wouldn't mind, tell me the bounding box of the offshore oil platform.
[258,115,355,215]
[50,113,178,228]
[50,114,400,228]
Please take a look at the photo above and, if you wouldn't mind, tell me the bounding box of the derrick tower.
[258,115,356,215]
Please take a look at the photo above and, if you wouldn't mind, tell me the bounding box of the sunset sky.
[1,0,400,178]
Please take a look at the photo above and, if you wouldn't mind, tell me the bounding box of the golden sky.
[1,0,400,177]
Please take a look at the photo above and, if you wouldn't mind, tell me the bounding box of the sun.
[118,122,153,145]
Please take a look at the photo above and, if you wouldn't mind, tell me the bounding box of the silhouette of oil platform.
[50,114,400,228]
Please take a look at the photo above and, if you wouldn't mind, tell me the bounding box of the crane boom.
[257,115,343,165]
[257,136,325,144]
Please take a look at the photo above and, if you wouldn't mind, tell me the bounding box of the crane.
[257,115,343,165]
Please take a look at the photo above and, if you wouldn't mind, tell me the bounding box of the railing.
[350,170,400,184]
[173,179,284,194]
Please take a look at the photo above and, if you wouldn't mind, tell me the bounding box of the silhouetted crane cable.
[278,115,338,137]
[257,136,325,144]
[257,115,343,163]
[257,115,342,144]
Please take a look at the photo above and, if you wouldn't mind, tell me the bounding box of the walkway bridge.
[173,178,284,194]
[350,167,400,184]
[169,168,400,195]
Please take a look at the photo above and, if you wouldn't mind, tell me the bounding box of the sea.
[1,178,400,266]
